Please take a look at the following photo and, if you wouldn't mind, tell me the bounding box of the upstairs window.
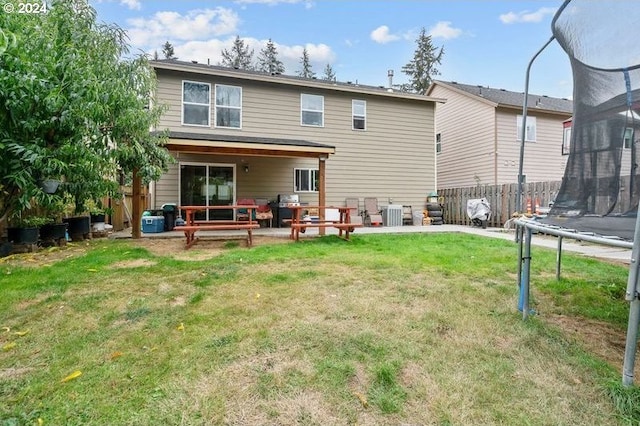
[562,125,571,155]
[517,115,537,142]
[301,94,324,127]
[294,168,318,192]
[352,99,366,130]
[436,133,442,154]
[215,84,242,129]
[182,81,210,126]
[624,127,634,149]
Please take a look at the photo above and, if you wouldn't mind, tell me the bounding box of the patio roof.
[159,131,336,158]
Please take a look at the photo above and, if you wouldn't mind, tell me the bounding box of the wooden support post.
[318,155,326,236]
[131,169,142,239]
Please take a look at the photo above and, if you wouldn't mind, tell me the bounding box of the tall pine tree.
[401,28,444,94]
[297,48,315,79]
[221,35,255,70]
[162,41,176,59]
[322,63,336,81]
[257,39,285,74]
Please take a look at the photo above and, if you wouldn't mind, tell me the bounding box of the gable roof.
[428,80,573,115]
[151,59,446,104]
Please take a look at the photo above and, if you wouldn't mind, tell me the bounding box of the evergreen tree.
[401,27,444,94]
[257,39,285,74]
[221,35,255,70]
[322,63,336,81]
[297,48,315,79]
[162,41,176,59]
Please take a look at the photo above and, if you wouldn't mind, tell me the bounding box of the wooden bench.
[289,221,363,241]
[174,223,261,249]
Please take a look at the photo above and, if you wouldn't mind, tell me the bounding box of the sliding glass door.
[180,163,235,221]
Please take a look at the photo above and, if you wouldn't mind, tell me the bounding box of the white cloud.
[370,25,400,44]
[428,21,463,40]
[499,7,557,24]
[120,0,141,10]
[126,8,240,48]
[234,0,314,8]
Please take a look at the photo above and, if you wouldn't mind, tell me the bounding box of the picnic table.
[288,205,362,241]
[174,205,260,248]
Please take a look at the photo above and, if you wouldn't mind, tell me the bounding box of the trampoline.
[515,0,640,386]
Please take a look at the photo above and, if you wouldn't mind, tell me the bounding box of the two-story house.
[426,80,573,189]
[147,60,444,225]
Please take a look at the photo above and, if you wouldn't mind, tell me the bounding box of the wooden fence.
[439,180,562,227]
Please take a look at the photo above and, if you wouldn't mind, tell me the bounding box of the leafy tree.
[297,48,315,79]
[221,35,255,70]
[162,41,177,59]
[0,0,172,234]
[322,63,336,81]
[401,27,444,94]
[257,39,285,74]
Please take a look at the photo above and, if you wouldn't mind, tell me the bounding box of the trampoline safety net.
[542,0,640,241]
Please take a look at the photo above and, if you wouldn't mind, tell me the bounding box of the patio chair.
[402,205,413,225]
[255,198,273,227]
[345,198,364,227]
[363,197,383,226]
[236,198,256,221]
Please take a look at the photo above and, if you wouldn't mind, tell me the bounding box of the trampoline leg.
[519,227,533,319]
[556,236,563,280]
[517,224,523,291]
[623,299,640,386]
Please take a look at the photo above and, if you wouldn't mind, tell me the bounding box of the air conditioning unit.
[382,205,403,227]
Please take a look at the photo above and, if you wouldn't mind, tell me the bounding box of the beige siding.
[431,83,570,189]
[430,85,496,188]
[152,69,436,211]
[495,109,568,184]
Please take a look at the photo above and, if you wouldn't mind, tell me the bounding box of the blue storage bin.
[142,216,165,233]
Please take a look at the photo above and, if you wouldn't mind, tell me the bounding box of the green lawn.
[1,233,638,425]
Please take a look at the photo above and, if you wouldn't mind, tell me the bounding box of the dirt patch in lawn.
[542,312,638,378]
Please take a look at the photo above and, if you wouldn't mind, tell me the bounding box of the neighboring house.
[426,80,573,189]
[149,59,444,223]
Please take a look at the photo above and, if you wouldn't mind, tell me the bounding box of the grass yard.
[1,232,639,425]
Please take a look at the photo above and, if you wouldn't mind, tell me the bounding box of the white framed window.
[294,168,318,192]
[517,115,537,142]
[301,94,324,127]
[182,81,210,126]
[624,127,634,149]
[352,99,366,130]
[436,132,442,154]
[215,84,242,129]
[562,125,571,155]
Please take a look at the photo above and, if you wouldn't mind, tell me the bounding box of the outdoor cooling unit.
[382,205,403,227]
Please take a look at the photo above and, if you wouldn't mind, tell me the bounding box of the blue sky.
[91,0,573,99]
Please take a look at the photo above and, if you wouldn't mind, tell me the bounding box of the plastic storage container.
[142,216,165,233]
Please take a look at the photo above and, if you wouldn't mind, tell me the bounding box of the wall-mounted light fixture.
[244,165,250,173]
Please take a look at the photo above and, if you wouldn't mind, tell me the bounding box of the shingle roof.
[433,80,573,114]
[160,131,335,150]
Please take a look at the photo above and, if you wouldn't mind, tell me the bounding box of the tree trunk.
[131,169,142,239]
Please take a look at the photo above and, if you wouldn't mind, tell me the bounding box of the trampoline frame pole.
[622,210,640,386]
[516,35,556,214]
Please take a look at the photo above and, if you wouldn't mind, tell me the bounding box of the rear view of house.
[149,60,444,225]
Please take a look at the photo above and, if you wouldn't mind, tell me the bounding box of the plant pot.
[63,216,90,241]
[40,179,60,194]
[0,242,13,257]
[7,227,39,244]
[39,222,68,241]
[90,213,106,223]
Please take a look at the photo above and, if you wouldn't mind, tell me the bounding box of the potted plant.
[7,216,51,245]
